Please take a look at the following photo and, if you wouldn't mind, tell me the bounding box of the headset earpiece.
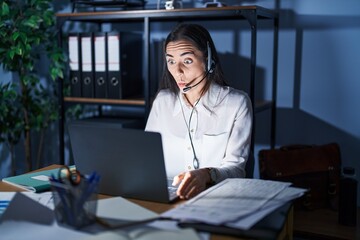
[207,42,215,73]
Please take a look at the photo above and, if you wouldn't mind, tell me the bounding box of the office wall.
[1,0,359,204]
[227,0,360,204]
[256,0,360,205]
[236,0,360,205]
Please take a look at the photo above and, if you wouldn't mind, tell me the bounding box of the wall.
[227,0,360,204]
[264,0,360,205]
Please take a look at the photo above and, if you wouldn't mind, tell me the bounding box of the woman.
[145,23,253,199]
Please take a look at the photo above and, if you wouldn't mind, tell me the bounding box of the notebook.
[2,168,61,193]
[67,121,178,203]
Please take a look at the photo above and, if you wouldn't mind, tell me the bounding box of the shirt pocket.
[201,131,229,167]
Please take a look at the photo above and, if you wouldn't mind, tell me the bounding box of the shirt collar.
[172,83,229,117]
[173,94,184,116]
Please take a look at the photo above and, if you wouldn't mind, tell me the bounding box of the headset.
[207,41,215,73]
[182,41,215,93]
[180,42,216,168]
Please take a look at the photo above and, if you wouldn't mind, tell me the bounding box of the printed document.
[162,178,295,226]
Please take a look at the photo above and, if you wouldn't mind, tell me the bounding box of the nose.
[174,63,184,78]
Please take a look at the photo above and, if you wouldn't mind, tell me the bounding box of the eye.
[184,59,193,64]
[167,59,176,65]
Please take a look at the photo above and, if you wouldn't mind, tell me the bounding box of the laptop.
[67,120,178,203]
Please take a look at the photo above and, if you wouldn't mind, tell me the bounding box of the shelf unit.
[70,0,146,12]
[56,6,279,165]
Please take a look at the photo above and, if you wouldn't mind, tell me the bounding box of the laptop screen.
[68,120,177,203]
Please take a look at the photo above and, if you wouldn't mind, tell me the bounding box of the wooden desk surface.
[0,165,293,240]
[294,208,360,239]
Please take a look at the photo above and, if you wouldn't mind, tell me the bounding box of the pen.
[51,179,77,225]
[77,172,100,209]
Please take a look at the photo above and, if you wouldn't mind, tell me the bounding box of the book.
[2,168,62,193]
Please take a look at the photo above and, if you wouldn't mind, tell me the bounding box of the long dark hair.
[159,23,228,94]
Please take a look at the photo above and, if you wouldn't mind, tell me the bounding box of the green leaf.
[14,46,22,56]
[25,43,32,52]
[12,31,20,41]
[1,2,9,16]
[50,67,64,80]
[19,32,27,44]
[42,10,54,26]
[8,49,15,59]
[22,15,42,29]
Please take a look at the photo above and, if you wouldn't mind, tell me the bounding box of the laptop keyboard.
[168,186,178,200]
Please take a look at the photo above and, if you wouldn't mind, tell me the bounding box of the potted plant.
[0,82,23,175]
[0,0,65,173]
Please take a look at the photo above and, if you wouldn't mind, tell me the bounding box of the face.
[165,40,206,92]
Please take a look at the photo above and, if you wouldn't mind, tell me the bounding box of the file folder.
[106,32,121,99]
[80,32,94,98]
[68,33,81,97]
[94,32,107,98]
[106,32,143,99]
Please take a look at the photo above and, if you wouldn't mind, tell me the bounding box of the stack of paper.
[162,178,306,230]
[0,193,202,240]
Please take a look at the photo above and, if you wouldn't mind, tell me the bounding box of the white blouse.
[145,83,253,182]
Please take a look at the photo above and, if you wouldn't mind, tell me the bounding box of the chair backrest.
[245,150,254,178]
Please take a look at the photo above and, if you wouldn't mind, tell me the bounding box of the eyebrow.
[165,51,195,58]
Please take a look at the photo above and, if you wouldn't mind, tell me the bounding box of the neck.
[183,91,202,107]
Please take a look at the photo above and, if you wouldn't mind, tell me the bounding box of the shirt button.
[190,129,194,133]
[188,166,192,170]
[187,146,191,150]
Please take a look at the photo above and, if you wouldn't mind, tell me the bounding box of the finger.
[178,175,198,198]
[172,173,184,186]
[186,185,200,199]
[179,175,191,189]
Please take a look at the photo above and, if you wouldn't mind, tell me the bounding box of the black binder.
[106,32,143,99]
[68,33,81,97]
[80,32,94,98]
[94,32,107,98]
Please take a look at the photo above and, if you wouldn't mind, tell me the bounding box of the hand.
[172,168,210,199]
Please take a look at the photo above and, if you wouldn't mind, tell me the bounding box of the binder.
[107,32,143,99]
[68,33,81,97]
[94,32,107,98]
[106,32,121,99]
[80,32,94,98]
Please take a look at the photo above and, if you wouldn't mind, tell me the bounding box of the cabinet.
[56,6,279,165]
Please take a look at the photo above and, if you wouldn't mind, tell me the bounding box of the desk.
[294,208,360,239]
[0,165,293,240]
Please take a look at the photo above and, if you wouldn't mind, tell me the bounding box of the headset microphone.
[182,74,206,92]
[182,86,192,93]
